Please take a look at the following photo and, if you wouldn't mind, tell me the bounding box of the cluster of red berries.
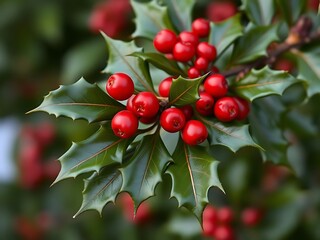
[18,122,60,189]
[154,18,217,78]
[203,205,263,240]
[106,18,250,145]
[106,73,208,145]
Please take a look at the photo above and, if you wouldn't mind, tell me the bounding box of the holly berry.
[111,110,138,138]
[132,92,159,118]
[179,31,199,46]
[158,76,174,97]
[194,57,209,71]
[213,225,234,240]
[160,108,186,133]
[126,94,136,112]
[214,97,239,122]
[241,207,263,227]
[207,2,237,23]
[216,207,233,224]
[233,97,250,120]
[196,92,214,116]
[188,67,201,78]
[182,120,208,145]
[106,73,134,100]
[139,115,157,125]
[179,105,193,121]
[173,42,195,62]
[204,74,228,98]
[197,42,217,61]
[192,18,210,38]
[153,29,177,53]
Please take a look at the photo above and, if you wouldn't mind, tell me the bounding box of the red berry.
[194,57,209,71]
[179,31,199,46]
[160,108,186,133]
[132,92,159,118]
[204,74,228,98]
[216,207,233,224]
[181,120,208,145]
[126,94,136,112]
[153,29,177,53]
[202,219,217,237]
[203,205,217,222]
[106,73,134,100]
[197,42,217,61]
[207,2,237,23]
[111,110,138,138]
[192,18,210,38]
[139,115,157,124]
[173,42,195,62]
[196,92,215,116]
[188,67,201,78]
[158,76,174,97]
[213,225,234,240]
[214,97,239,122]
[211,66,220,73]
[233,97,250,120]
[179,105,193,121]
[241,207,263,227]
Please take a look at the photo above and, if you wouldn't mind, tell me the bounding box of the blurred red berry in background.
[207,1,237,23]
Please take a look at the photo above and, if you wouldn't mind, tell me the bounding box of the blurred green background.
[1,0,320,239]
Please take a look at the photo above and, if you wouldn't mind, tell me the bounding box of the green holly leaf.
[169,75,207,107]
[209,14,243,55]
[275,0,307,26]
[167,138,223,220]
[74,166,122,217]
[161,0,196,31]
[28,78,124,123]
[102,33,154,93]
[53,124,131,184]
[131,0,175,40]
[120,132,172,209]
[293,45,320,97]
[130,52,185,76]
[231,25,279,64]
[241,0,276,26]
[232,66,301,101]
[250,96,289,165]
[198,116,261,152]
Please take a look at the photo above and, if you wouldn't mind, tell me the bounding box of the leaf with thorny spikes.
[28,78,125,123]
[74,166,123,218]
[53,124,131,184]
[120,132,172,213]
[166,138,223,221]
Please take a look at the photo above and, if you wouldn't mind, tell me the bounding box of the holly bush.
[30,0,320,238]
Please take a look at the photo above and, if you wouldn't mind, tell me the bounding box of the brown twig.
[221,17,320,79]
